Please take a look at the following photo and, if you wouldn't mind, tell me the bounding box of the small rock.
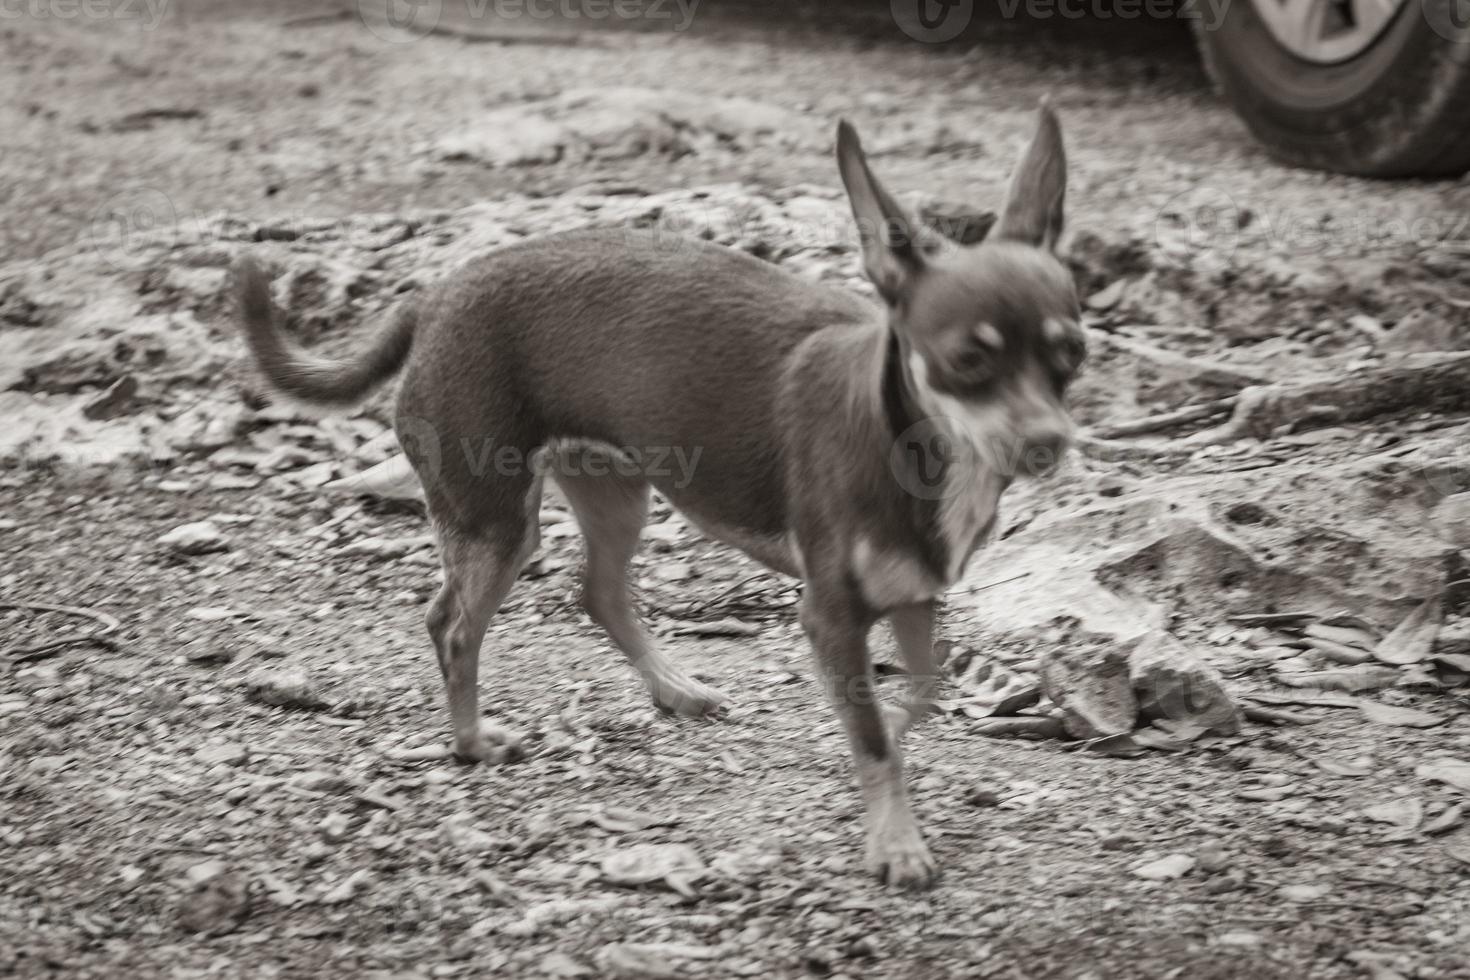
[82,375,138,420]
[1131,853,1195,881]
[320,869,372,905]
[196,742,249,767]
[650,561,695,583]
[288,770,354,794]
[1086,279,1128,312]
[243,668,326,710]
[177,869,250,935]
[318,813,353,843]
[1279,882,1330,903]
[1196,844,1232,874]
[442,814,505,856]
[184,859,229,886]
[1040,632,1138,738]
[601,842,705,889]
[1384,309,1468,353]
[539,952,593,978]
[1129,631,1242,734]
[963,786,1002,807]
[158,521,230,556]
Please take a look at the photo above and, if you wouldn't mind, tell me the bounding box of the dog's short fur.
[235,105,1082,889]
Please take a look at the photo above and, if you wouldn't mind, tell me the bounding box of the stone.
[81,375,138,420]
[1129,631,1242,735]
[1384,309,1468,353]
[242,668,327,711]
[158,521,230,555]
[1039,627,1139,739]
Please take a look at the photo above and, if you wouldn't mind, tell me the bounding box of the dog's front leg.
[801,589,937,890]
[884,601,941,740]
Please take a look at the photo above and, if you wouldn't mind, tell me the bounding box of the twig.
[961,572,1029,594]
[1,600,122,661]
[1089,396,1238,440]
[682,572,795,618]
[1170,352,1470,448]
[1087,329,1272,389]
[282,9,352,29]
[422,24,597,46]
[1073,434,1193,465]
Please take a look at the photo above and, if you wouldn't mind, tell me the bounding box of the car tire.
[1196,0,1470,177]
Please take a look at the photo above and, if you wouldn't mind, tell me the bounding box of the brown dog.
[234,104,1082,889]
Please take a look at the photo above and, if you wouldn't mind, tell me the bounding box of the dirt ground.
[4,2,1470,979]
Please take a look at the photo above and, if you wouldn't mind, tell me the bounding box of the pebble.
[158,521,231,555]
[1131,853,1195,881]
[196,742,249,767]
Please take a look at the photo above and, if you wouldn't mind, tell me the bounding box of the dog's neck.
[879,328,926,441]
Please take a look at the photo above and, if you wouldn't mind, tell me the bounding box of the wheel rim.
[1250,0,1408,63]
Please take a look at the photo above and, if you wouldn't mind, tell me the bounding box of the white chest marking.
[907,352,1008,583]
[851,536,942,609]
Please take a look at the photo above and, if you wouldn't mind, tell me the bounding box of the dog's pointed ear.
[836,119,924,303]
[992,100,1066,250]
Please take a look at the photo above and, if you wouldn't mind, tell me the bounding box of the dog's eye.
[952,345,994,382]
[1053,334,1086,372]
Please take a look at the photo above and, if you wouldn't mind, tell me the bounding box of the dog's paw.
[866,824,938,891]
[649,671,730,719]
[452,721,526,765]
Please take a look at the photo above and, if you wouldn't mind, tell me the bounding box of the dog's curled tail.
[234,256,417,406]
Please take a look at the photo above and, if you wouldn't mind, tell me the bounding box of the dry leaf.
[1304,754,1374,778]
[1132,854,1195,880]
[669,618,759,638]
[601,843,705,889]
[1130,720,1209,751]
[1247,691,1361,709]
[1432,652,1470,672]
[1276,667,1400,693]
[1305,621,1379,650]
[1362,798,1423,830]
[1374,596,1442,666]
[1416,759,1470,793]
[971,716,1064,738]
[598,943,682,980]
[584,806,678,834]
[1084,732,1147,758]
[1303,637,1373,665]
[944,657,1041,719]
[1359,701,1446,729]
[1279,882,1330,902]
[1422,803,1465,835]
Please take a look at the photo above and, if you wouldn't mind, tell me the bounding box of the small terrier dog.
[235,103,1082,889]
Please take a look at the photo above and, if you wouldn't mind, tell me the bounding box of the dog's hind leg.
[555,458,728,718]
[424,473,542,763]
